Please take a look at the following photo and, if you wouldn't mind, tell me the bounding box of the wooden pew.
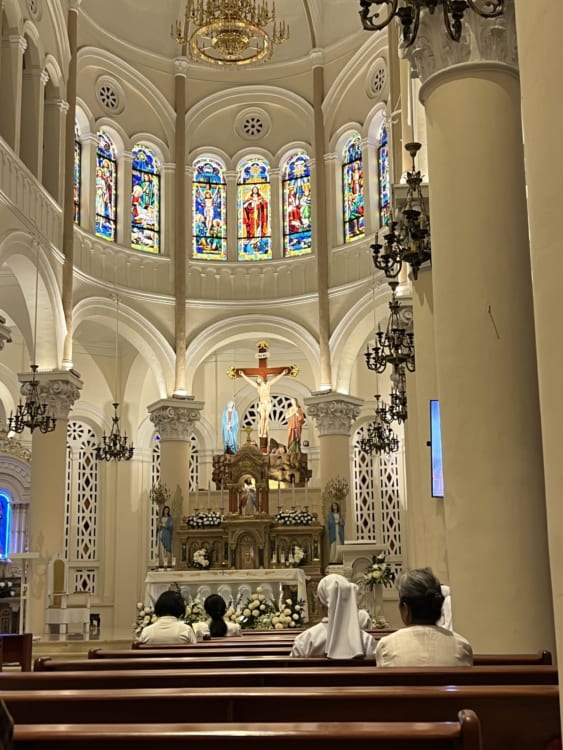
[1,633,32,671]
[1,664,559,690]
[5,684,559,749]
[13,712,482,750]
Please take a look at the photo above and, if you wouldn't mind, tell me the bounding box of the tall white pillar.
[402,2,554,651]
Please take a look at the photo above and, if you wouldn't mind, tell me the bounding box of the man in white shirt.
[138,590,196,645]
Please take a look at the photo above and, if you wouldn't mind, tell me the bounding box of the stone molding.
[304,392,363,437]
[0,428,31,463]
[148,398,204,441]
[402,0,517,88]
[18,370,83,421]
[0,315,12,349]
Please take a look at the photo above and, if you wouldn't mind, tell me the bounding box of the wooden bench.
[1,633,32,671]
[13,712,482,750]
[5,684,559,749]
[0,664,559,690]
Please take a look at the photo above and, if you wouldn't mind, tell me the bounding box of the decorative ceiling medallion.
[366,57,388,99]
[95,77,126,115]
[235,108,271,141]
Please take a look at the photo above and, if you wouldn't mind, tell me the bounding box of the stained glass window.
[73,121,81,225]
[342,133,365,243]
[131,144,160,253]
[192,158,227,260]
[378,124,391,225]
[282,151,312,257]
[95,131,117,242]
[237,157,271,261]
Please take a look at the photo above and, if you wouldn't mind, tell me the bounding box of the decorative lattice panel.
[189,433,199,492]
[66,422,98,593]
[72,569,96,593]
[242,394,299,430]
[149,439,161,562]
[352,425,403,574]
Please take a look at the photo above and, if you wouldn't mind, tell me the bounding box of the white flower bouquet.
[134,602,156,636]
[185,511,224,528]
[239,586,277,630]
[275,509,314,525]
[183,595,206,625]
[271,596,306,630]
[192,547,210,570]
[362,552,395,589]
[0,580,16,599]
[286,544,306,568]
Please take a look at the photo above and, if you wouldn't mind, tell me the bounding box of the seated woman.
[375,567,473,666]
[193,594,242,640]
[138,590,196,645]
[290,574,375,659]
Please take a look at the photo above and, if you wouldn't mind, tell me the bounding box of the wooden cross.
[227,341,298,383]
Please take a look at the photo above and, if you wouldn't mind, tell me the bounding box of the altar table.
[145,568,308,621]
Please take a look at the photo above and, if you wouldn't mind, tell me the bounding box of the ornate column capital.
[0,315,12,350]
[401,1,517,90]
[304,392,363,437]
[148,397,204,441]
[174,57,190,77]
[18,370,83,420]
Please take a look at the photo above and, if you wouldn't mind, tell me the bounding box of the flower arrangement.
[275,509,314,525]
[134,602,156,636]
[271,595,306,629]
[362,552,395,589]
[0,580,16,599]
[286,544,306,568]
[185,510,224,528]
[192,547,210,569]
[183,595,206,625]
[239,586,277,630]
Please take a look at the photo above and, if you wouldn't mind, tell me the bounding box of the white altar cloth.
[145,568,309,621]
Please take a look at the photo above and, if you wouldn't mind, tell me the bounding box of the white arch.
[185,314,320,393]
[72,297,175,400]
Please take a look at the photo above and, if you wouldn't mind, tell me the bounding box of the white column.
[117,150,133,248]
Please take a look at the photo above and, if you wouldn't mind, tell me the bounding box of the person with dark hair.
[375,567,473,666]
[138,590,196,644]
[194,594,242,640]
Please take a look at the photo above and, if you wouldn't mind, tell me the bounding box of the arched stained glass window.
[73,121,81,225]
[237,157,271,261]
[378,124,391,225]
[0,492,11,560]
[342,133,365,243]
[282,151,312,257]
[95,131,117,242]
[131,144,160,253]
[192,158,227,260]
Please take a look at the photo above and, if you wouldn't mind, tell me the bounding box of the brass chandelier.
[359,0,504,47]
[357,395,400,455]
[364,282,415,375]
[174,0,289,66]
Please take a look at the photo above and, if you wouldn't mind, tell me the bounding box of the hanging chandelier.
[8,242,56,435]
[96,295,134,462]
[374,367,409,426]
[372,142,431,281]
[358,395,400,455]
[95,403,135,462]
[359,0,504,47]
[365,282,415,375]
[174,0,289,66]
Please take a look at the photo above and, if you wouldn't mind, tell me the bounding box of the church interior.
[0,0,562,735]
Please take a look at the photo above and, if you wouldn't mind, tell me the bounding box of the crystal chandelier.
[359,0,504,47]
[8,242,56,435]
[372,142,431,281]
[174,0,289,66]
[365,282,415,375]
[95,295,134,462]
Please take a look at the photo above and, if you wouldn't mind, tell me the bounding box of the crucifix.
[227,341,298,453]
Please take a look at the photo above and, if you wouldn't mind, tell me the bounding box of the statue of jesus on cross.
[227,341,298,453]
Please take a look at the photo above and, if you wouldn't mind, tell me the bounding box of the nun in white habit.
[290,574,376,658]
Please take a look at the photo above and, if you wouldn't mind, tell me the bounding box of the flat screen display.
[430,400,445,498]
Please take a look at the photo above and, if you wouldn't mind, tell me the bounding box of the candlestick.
[305,481,308,505]
[292,477,295,506]
[207,480,211,510]
[277,480,281,507]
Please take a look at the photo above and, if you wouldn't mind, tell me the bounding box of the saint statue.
[222,400,239,454]
[327,502,345,563]
[158,504,174,567]
[286,398,305,454]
